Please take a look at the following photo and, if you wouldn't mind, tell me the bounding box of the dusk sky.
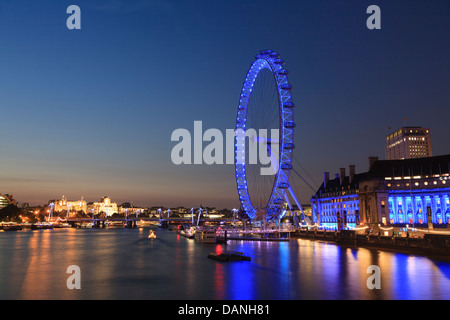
[0,0,449,208]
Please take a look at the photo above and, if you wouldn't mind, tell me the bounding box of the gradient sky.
[0,0,449,208]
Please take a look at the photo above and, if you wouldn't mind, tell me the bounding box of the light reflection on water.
[0,228,449,300]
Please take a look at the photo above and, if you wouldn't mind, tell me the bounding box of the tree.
[0,204,23,222]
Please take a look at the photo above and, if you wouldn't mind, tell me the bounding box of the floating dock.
[208,251,251,262]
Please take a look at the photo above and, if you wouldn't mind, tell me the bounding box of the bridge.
[56,217,238,228]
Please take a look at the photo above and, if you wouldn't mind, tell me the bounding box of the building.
[311,155,450,230]
[118,202,145,217]
[0,194,17,210]
[49,195,87,214]
[385,127,432,160]
[87,197,118,217]
[310,166,361,230]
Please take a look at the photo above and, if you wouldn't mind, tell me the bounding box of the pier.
[216,227,293,242]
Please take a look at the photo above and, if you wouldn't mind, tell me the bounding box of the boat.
[137,220,153,228]
[51,222,71,228]
[2,223,23,231]
[179,226,196,239]
[108,221,125,228]
[35,223,54,230]
[148,230,157,239]
[76,222,93,228]
[194,228,217,243]
[208,251,251,262]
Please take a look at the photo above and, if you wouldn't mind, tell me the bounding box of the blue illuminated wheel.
[235,50,295,220]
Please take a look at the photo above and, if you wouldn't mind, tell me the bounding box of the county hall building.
[310,154,450,230]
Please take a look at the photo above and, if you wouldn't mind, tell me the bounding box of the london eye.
[234,49,296,221]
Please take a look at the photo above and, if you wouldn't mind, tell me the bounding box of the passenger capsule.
[273,198,284,205]
[281,163,293,170]
[283,102,295,108]
[284,121,296,128]
[283,143,295,149]
[281,84,292,90]
[277,182,289,189]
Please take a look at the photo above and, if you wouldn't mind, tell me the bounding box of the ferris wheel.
[234,49,300,221]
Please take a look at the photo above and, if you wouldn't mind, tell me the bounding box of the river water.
[0,226,449,300]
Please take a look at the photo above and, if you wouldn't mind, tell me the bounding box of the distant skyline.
[0,0,449,208]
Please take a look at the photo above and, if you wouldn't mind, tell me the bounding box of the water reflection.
[214,260,225,300]
[20,231,53,299]
[229,258,255,300]
[0,229,449,299]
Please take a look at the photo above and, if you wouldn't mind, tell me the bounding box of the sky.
[0,0,449,208]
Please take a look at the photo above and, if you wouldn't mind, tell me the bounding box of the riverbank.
[292,229,450,261]
[220,236,290,242]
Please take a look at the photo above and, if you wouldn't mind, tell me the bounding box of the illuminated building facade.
[0,194,17,210]
[310,166,361,230]
[311,155,450,229]
[118,203,145,217]
[87,197,118,217]
[49,195,87,213]
[385,127,432,160]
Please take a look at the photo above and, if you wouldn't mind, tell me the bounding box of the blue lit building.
[311,155,450,230]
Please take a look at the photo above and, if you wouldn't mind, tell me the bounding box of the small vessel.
[35,222,54,230]
[108,221,125,228]
[52,222,71,228]
[208,251,251,262]
[76,222,93,228]
[148,230,157,239]
[2,224,22,231]
[179,226,196,239]
[194,229,217,243]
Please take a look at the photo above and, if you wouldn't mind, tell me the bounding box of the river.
[0,227,449,300]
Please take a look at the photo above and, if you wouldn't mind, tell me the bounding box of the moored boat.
[208,251,251,262]
[2,223,23,231]
[194,228,217,243]
[179,226,196,239]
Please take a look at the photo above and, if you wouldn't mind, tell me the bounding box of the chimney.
[369,156,379,170]
[324,172,329,188]
[340,168,345,185]
[349,165,355,183]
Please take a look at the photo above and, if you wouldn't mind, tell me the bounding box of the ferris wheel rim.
[234,49,295,220]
